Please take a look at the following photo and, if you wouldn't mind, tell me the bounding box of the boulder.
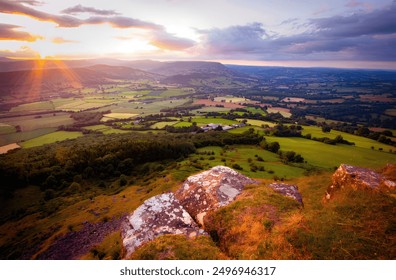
[326,164,396,199]
[121,193,205,259]
[268,183,303,205]
[175,165,257,225]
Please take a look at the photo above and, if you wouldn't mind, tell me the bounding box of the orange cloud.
[52,37,79,44]
[0,23,43,42]
[0,46,41,59]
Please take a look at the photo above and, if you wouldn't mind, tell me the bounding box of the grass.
[204,182,304,259]
[191,107,231,114]
[0,127,57,146]
[101,113,138,121]
[184,145,306,180]
[302,125,396,151]
[150,121,179,129]
[190,116,239,126]
[0,123,16,134]
[214,96,248,103]
[264,136,396,169]
[84,125,131,134]
[113,98,190,116]
[20,131,83,148]
[1,113,73,132]
[236,119,276,127]
[130,235,226,260]
[10,101,54,112]
[56,99,114,111]
[290,174,396,259]
[267,107,292,118]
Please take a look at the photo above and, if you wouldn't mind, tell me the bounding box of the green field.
[237,119,276,127]
[0,128,57,146]
[302,125,395,151]
[0,123,16,134]
[84,124,131,134]
[264,136,395,169]
[150,121,179,129]
[190,117,239,126]
[191,107,231,114]
[267,107,292,118]
[10,101,54,112]
[161,88,194,98]
[101,113,138,122]
[56,99,114,111]
[20,131,83,148]
[1,113,74,132]
[113,99,191,116]
[245,107,267,115]
[214,96,248,103]
[186,145,306,179]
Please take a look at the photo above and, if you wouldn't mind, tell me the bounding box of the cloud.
[0,0,82,27]
[0,23,43,42]
[198,22,271,54]
[149,31,196,51]
[197,2,396,61]
[0,0,196,51]
[61,4,120,16]
[311,2,396,37]
[345,0,373,11]
[0,0,158,29]
[114,36,134,41]
[51,37,79,44]
[0,46,40,58]
[83,16,161,29]
[19,0,43,6]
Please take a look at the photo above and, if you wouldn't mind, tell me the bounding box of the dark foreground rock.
[175,165,257,225]
[37,217,124,260]
[121,193,205,259]
[326,164,396,199]
[268,183,303,205]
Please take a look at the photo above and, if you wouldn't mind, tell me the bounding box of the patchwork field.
[20,131,83,148]
[264,136,395,169]
[101,113,138,122]
[84,125,131,134]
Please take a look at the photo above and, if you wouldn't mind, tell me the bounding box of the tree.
[322,125,331,133]
[268,142,280,153]
[119,174,127,187]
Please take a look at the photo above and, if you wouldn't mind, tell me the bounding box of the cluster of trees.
[305,134,355,145]
[0,130,265,198]
[271,124,303,137]
[0,133,196,197]
[259,139,304,163]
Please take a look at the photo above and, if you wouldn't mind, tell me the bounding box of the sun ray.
[50,59,83,89]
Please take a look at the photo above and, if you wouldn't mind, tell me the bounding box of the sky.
[0,0,395,69]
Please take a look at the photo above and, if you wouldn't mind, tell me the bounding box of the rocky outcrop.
[121,193,205,259]
[268,183,303,206]
[121,166,257,258]
[326,164,396,199]
[175,166,257,225]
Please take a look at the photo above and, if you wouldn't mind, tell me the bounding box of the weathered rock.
[121,193,205,259]
[175,165,257,225]
[326,164,396,199]
[268,183,303,205]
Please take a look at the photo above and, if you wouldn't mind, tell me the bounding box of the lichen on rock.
[175,165,257,225]
[326,164,396,199]
[121,193,205,259]
[268,183,303,205]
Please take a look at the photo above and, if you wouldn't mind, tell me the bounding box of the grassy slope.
[265,136,395,169]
